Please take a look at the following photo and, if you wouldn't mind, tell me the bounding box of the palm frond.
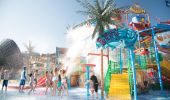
[24,43,29,50]
[98,21,104,34]
[102,5,112,16]
[104,0,115,9]
[24,41,34,54]
[100,0,105,9]
[76,0,122,39]
[102,0,116,15]
[73,18,96,29]
[111,9,122,18]
[92,25,99,39]
[76,0,96,14]
[77,10,92,15]
[77,10,98,17]
[94,0,102,14]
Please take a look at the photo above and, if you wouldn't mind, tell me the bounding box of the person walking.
[19,67,27,93]
[90,72,99,98]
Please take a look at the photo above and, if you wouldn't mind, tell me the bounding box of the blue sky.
[0,0,170,53]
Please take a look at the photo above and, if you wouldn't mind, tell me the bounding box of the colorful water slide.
[108,73,131,100]
[37,76,46,87]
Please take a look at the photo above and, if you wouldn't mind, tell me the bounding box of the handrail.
[104,61,112,96]
[105,60,133,96]
[110,61,120,74]
[104,61,120,96]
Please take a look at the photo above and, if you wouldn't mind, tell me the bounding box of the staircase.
[108,73,131,100]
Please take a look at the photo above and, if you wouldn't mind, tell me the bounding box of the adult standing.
[19,67,27,93]
[1,69,12,95]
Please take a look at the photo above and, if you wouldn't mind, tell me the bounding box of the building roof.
[56,47,68,54]
[0,39,23,67]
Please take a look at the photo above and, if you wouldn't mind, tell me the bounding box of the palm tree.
[75,0,122,38]
[75,0,122,98]
[24,41,35,74]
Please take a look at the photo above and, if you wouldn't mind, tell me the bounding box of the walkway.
[0,83,170,100]
[0,87,104,100]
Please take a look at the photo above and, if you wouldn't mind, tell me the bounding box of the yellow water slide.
[108,73,131,100]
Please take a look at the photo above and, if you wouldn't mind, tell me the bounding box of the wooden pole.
[107,48,109,64]
[101,49,104,98]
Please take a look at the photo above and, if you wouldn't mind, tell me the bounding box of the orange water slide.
[160,61,170,79]
[149,61,170,83]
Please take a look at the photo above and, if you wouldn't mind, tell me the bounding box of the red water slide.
[37,76,46,87]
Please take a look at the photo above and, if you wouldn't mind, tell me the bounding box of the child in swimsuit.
[28,73,34,95]
[52,68,58,96]
[45,71,51,95]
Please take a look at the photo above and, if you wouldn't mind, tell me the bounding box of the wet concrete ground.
[0,83,170,100]
[0,87,104,100]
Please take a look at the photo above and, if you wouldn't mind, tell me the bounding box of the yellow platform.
[108,73,131,100]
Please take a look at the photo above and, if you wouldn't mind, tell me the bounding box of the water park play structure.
[102,23,170,100]
[95,4,170,100]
